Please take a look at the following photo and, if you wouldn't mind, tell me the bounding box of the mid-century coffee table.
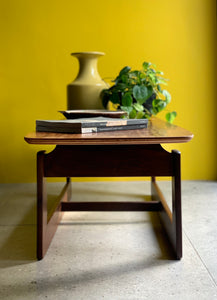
[24,117,193,260]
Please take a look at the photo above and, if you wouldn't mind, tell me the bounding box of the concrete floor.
[0,180,216,300]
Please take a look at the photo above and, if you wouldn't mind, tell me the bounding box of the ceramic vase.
[67,51,108,109]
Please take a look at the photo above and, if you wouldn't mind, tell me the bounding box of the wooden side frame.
[36,145,182,260]
[151,150,182,259]
[37,151,72,259]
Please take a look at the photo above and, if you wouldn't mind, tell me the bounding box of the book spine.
[81,124,147,133]
[81,119,148,128]
[36,126,81,133]
[124,119,148,126]
[36,121,81,129]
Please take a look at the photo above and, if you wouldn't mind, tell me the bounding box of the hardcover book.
[36,117,148,134]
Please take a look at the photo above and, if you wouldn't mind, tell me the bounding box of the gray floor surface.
[0,180,216,300]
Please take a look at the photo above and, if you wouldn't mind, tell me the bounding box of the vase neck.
[72,52,104,82]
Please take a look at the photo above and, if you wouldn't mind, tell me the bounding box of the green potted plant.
[102,62,177,123]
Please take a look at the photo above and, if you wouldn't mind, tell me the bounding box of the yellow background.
[0,0,216,183]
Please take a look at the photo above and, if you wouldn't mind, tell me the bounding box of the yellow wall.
[0,0,216,183]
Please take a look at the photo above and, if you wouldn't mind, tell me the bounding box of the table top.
[24,117,193,146]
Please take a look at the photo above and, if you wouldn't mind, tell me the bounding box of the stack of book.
[36,117,148,134]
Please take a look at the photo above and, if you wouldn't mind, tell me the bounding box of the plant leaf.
[152,99,163,107]
[120,106,133,113]
[162,90,171,104]
[133,85,142,100]
[119,66,131,76]
[121,74,129,84]
[129,108,137,119]
[165,111,177,123]
[122,93,133,107]
[133,103,144,112]
[136,111,145,119]
[110,92,120,104]
[147,73,157,85]
[157,84,162,93]
[130,70,140,78]
[157,78,168,85]
[133,85,147,102]
[114,83,128,91]
[152,99,167,112]
[143,62,151,70]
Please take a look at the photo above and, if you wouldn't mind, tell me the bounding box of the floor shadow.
[0,258,174,299]
[149,212,176,260]
[0,226,37,268]
[0,190,37,267]
[0,189,63,268]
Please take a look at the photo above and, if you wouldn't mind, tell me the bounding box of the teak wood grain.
[24,117,193,145]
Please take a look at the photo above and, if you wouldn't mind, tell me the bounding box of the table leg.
[37,151,72,260]
[151,150,182,259]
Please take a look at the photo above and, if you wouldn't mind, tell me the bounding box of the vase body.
[67,51,107,109]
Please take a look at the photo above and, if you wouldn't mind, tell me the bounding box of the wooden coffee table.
[25,117,193,260]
